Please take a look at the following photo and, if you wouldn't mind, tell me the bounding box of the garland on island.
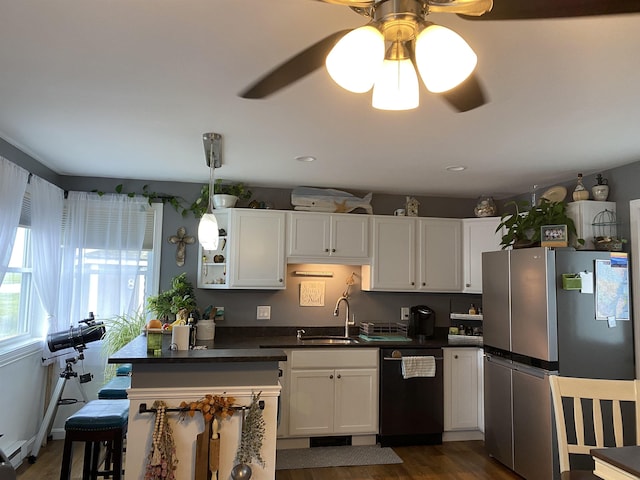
[235,391,266,468]
[145,400,178,480]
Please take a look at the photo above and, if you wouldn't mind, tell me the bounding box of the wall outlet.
[257,305,271,320]
[401,307,410,320]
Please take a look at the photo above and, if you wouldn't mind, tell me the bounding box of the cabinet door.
[289,369,335,436]
[287,212,330,257]
[462,217,502,294]
[331,215,369,258]
[334,368,378,434]
[444,348,479,431]
[418,218,462,292]
[362,216,416,291]
[277,359,289,438]
[229,210,286,288]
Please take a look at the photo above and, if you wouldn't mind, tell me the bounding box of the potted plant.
[102,309,147,379]
[147,273,197,322]
[497,199,584,249]
[213,179,252,209]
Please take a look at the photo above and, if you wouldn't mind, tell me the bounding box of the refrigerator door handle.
[512,361,557,379]
[485,353,513,369]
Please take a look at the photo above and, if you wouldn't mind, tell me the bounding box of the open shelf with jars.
[198,211,229,289]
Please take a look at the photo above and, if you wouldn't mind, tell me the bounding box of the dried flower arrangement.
[235,392,266,468]
[145,401,178,480]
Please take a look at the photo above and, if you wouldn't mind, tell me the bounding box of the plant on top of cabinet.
[147,272,197,321]
[496,199,584,249]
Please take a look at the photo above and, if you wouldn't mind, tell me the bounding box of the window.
[0,226,36,344]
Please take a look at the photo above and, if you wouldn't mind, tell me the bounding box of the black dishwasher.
[378,348,444,447]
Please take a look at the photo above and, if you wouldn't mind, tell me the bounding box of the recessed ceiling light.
[295,155,316,163]
[446,165,467,172]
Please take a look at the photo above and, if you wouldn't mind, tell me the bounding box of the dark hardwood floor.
[16,439,522,479]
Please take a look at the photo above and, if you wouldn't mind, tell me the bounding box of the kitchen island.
[108,334,286,480]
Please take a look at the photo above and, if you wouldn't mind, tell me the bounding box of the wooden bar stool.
[60,399,129,480]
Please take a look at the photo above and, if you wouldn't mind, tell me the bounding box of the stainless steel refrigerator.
[482,247,633,480]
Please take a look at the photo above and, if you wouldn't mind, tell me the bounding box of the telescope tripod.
[28,353,91,463]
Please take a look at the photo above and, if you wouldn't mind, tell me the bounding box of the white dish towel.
[401,356,436,379]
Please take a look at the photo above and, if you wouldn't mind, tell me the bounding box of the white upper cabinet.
[462,217,503,293]
[418,218,462,292]
[198,209,286,289]
[362,216,462,292]
[361,216,416,291]
[287,212,369,264]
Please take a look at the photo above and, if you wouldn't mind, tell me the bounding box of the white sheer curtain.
[0,157,29,285]
[30,175,65,335]
[57,192,147,328]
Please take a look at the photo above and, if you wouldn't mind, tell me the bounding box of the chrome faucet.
[334,296,354,338]
[296,329,306,340]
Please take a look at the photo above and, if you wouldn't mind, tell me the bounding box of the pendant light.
[198,133,221,250]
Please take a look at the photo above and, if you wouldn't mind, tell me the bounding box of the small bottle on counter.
[187,313,198,348]
[469,303,477,315]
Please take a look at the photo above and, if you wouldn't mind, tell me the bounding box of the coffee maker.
[408,305,435,342]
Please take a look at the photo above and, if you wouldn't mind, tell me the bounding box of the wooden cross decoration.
[168,227,195,267]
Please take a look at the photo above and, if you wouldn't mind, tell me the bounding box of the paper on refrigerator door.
[579,271,594,293]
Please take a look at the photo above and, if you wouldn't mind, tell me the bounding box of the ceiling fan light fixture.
[325,25,385,93]
[415,24,477,93]
[372,55,419,111]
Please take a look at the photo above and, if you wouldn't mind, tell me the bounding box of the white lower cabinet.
[287,349,378,437]
[443,347,484,435]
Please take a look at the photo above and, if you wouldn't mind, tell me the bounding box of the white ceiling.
[1,0,640,199]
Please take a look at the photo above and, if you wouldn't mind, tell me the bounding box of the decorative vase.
[213,194,239,209]
[474,196,497,217]
[592,185,609,201]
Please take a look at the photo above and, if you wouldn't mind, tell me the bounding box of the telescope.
[47,312,105,353]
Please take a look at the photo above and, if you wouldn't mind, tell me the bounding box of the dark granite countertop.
[108,326,482,364]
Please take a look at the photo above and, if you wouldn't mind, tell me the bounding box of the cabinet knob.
[279,278,283,283]
[331,248,336,253]
[422,282,426,286]
[411,282,415,286]
[466,283,471,287]
[337,374,341,379]
[324,248,330,253]
[454,355,458,359]
[329,374,334,379]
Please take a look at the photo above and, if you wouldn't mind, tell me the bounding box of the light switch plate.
[401,307,410,320]
[257,305,271,320]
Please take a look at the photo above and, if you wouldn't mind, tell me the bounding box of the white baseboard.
[443,430,484,442]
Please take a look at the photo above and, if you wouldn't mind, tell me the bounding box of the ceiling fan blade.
[459,0,640,20]
[428,0,493,16]
[239,29,352,99]
[439,73,487,112]
[312,0,375,7]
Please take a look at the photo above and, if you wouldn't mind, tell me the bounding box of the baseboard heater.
[310,436,352,447]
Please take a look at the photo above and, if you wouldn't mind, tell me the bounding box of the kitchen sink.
[299,336,359,345]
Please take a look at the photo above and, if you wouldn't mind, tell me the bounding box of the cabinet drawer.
[290,349,378,369]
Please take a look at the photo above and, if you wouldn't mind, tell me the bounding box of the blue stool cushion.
[65,400,129,431]
[116,364,132,376]
[98,376,131,399]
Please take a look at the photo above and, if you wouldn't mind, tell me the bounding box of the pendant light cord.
[207,142,215,213]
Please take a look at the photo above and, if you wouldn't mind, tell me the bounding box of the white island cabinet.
[443,347,484,441]
[287,212,369,264]
[286,349,378,441]
[198,209,286,289]
[108,335,285,480]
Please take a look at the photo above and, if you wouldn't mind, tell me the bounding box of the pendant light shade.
[198,212,219,250]
[414,24,477,93]
[326,25,385,93]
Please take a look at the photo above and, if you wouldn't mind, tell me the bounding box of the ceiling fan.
[239,0,640,112]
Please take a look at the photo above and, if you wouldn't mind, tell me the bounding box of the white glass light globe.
[415,24,477,93]
[326,25,385,93]
[198,213,219,250]
[372,58,419,111]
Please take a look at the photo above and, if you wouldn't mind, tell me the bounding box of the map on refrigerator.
[595,254,630,321]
